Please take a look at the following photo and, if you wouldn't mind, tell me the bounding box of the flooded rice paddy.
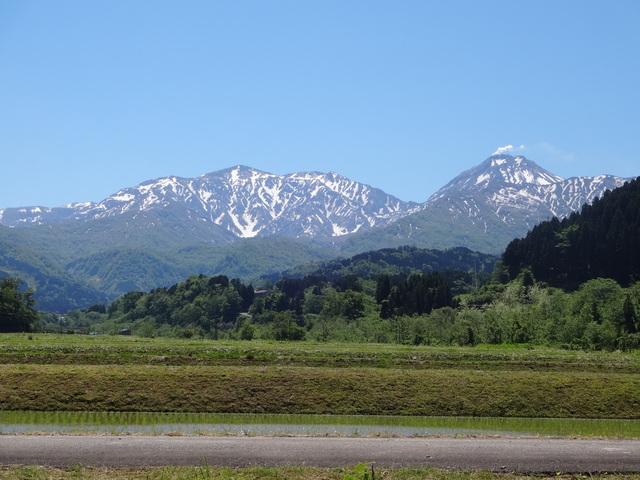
[1,411,638,438]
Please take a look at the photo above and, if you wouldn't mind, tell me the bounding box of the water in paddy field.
[1,413,638,438]
[0,422,525,436]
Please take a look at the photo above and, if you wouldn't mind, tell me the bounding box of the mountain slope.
[0,225,107,311]
[271,246,496,284]
[67,237,335,299]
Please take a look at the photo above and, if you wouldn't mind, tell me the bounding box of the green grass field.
[2,334,640,477]
[2,334,639,371]
[1,363,639,418]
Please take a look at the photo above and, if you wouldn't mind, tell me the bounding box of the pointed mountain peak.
[487,153,524,166]
[428,154,564,201]
[480,154,563,186]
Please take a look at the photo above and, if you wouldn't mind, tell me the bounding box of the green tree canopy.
[0,277,40,332]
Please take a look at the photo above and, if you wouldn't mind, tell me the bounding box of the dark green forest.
[502,177,640,289]
[268,246,495,283]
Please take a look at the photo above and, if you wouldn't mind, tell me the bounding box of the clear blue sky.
[1,0,638,209]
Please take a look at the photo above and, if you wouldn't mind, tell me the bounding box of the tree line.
[30,268,638,351]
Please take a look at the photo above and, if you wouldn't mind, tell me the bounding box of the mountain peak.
[201,165,269,178]
[429,154,564,202]
[483,154,563,186]
[487,153,523,166]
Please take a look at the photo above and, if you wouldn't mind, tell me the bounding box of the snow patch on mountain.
[0,156,634,247]
[0,165,419,239]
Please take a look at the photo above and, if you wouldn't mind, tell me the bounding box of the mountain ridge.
[1,156,631,243]
[0,165,419,239]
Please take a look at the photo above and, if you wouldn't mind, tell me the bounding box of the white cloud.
[491,144,526,156]
[492,145,513,155]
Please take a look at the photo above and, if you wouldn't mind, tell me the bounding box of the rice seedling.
[1,411,638,438]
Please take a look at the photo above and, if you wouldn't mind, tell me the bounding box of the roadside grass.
[0,465,639,480]
[1,364,639,419]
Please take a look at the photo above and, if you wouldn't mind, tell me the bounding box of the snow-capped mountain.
[339,154,634,255]
[0,166,419,238]
[0,156,633,248]
[430,155,564,200]
[425,154,630,229]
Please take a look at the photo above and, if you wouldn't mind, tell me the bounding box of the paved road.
[1,436,639,473]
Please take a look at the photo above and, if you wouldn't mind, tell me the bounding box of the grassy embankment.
[1,334,639,420]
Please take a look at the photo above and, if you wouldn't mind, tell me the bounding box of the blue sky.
[1,0,638,209]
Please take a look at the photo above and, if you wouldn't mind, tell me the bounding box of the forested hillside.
[46,266,640,351]
[0,226,107,311]
[502,177,640,289]
[271,246,495,285]
[0,231,336,312]
[46,269,458,343]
